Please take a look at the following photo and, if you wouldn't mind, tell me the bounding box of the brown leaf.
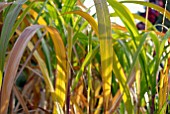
[0,25,43,114]
[13,85,29,114]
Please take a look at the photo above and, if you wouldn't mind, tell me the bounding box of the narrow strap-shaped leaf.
[93,0,113,112]
[107,0,139,39]
[21,5,67,108]
[72,45,99,91]
[45,26,67,108]
[108,0,135,113]
[110,13,155,29]
[11,2,35,38]
[13,85,29,114]
[27,41,54,92]
[158,70,168,113]
[22,4,47,25]
[61,0,77,23]
[129,33,148,76]
[0,0,27,89]
[37,30,54,79]
[0,25,42,114]
[66,25,73,114]
[65,10,99,36]
[22,4,54,80]
[159,30,170,58]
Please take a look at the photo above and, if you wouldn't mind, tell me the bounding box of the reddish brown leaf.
[0,25,43,114]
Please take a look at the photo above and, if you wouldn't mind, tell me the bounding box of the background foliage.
[0,0,170,114]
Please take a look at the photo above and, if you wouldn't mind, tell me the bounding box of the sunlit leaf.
[65,10,99,36]
[22,4,47,25]
[158,70,168,113]
[45,26,67,108]
[27,41,54,92]
[61,0,77,23]
[108,0,139,39]
[94,0,113,112]
[110,13,154,29]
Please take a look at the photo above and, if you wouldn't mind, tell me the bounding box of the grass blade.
[27,41,54,92]
[65,10,99,36]
[72,45,99,91]
[108,0,136,113]
[0,25,42,114]
[22,4,47,25]
[13,85,29,114]
[110,13,155,29]
[0,0,27,89]
[66,25,73,113]
[45,26,67,108]
[158,70,168,113]
[93,0,113,112]
[107,0,139,39]
[23,3,54,79]
[11,2,35,38]
[61,0,77,23]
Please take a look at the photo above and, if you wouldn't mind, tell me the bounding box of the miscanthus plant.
[0,0,170,114]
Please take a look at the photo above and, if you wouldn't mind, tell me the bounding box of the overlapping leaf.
[0,25,42,114]
[0,0,27,89]
[93,0,113,112]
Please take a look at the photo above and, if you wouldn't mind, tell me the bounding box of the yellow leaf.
[65,10,99,37]
[45,26,67,108]
[22,4,47,25]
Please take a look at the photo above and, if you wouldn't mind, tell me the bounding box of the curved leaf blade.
[0,25,42,114]
[0,0,27,90]
[107,0,139,39]
[45,26,67,108]
[65,10,99,37]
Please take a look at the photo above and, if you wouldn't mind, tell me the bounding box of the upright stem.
[66,26,73,114]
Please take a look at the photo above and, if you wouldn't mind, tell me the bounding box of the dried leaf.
[0,25,42,114]
[13,85,29,114]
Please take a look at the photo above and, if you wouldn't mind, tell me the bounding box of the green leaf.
[11,1,34,38]
[0,2,12,13]
[72,45,99,91]
[0,0,27,89]
[159,29,170,58]
[94,0,127,112]
[107,0,139,39]
[61,0,77,23]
